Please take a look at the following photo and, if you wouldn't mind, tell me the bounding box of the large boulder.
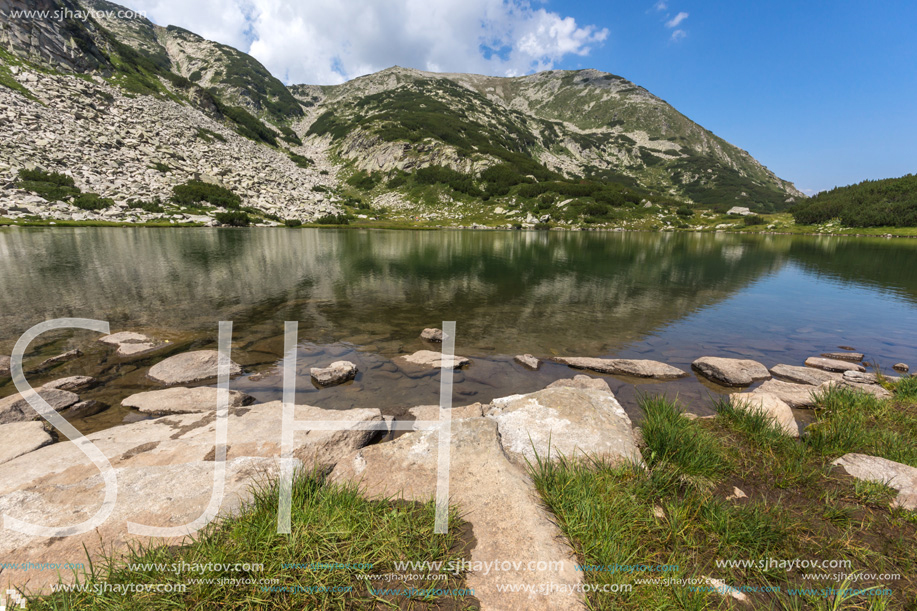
[554,357,686,379]
[485,387,642,466]
[0,402,382,594]
[692,357,770,387]
[833,453,917,510]
[752,379,820,408]
[728,393,799,437]
[331,418,584,610]
[805,357,866,374]
[122,387,255,414]
[148,350,242,385]
[399,350,470,369]
[310,361,358,386]
[546,374,611,393]
[99,331,163,356]
[0,422,54,465]
[0,387,80,425]
[0,355,9,379]
[770,364,842,386]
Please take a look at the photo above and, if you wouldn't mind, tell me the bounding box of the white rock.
[148,350,242,385]
[122,387,255,414]
[310,361,358,386]
[0,422,54,465]
[399,350,470,369]
[693,357,770,387]
[833,453,917,510]
[728,392,799,437]
[514,354,541,369]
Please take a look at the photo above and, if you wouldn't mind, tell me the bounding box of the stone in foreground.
[692,357,770,387]
[893,363,909,373]
[42,376,97,392]
[331,418,583,611]
[555,356,686,379]
[310,361,358,386]
[122,387,255,414]
[486,387,642,466]
[420,328,444,342]
[0,402,382,594]
[0,422,54,465]
[805,357,866,373]
[399,350,470,369]
[0,355,10,378]
[833,453,917,510]
[752,379,819,408]
[514,353,541,369]
[0,387,80,425]
[820,351,864,362]
[148,350,242,385]
[546,374,611,392]
[770,363,842,386]
[729,392,799,436]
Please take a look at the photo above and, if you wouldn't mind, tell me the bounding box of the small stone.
[62,400,108,419]
[805,357,866,373]
[0,387,80,425]
[311,361,358,386]
[514,354,541,369]
[42,376,97,392]
[821,351,864,362]
[420,328,444,342]
[727,486,747,500]
[893,363,910,373]
[701,576,748,602]
[652,506,665,518]
[38,349,83,369]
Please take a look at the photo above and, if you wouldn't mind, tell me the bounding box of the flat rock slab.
[148,350,242,385]
[62,400,108,419]
[692,357,771,387]
[38,349,82,369]
[311,361,358,386]
[514,354,541,369]
[42,376,97,392]
[555,357,686,379]
[843,370,900,385]
[752,379,820,408]
[820,380,893,401]
[833,453,917,510]
[399,350,470,369]
[893,363,910,373]
[0,401,382,594]
[420,328,444,342]
[0,387,80,425]
[331,418,583,611]
[408,403,484,421]
[770,364,842,386]
[0,422,54,464]
[100,331,163,356]
[122,387,255,414]
[486,387,642,466]
[729,392,799,437]
[0,355,9,378]
[805,357,866,373]
[821,352,864,362]
[546,374,611,393]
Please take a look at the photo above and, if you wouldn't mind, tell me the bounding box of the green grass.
[31,471,474,610]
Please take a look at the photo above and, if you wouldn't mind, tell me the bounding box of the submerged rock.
[399,350,470,369]
[42,376,97,392]
[61,400,107,419]
[833,453,917,510]
[0,422,54,465]
[37,349,83,369]
[805,357,866,373]
[0,355,10,379]
[770,363,841,386]
[310,361,358,386]
[728,392,799,437]
[0,387,80,425]
[148,350,242,385]
[692,357,770,387]
[820,351,864,362]
[122,387,255,414]
[555,356,686,379]
[514,353,541,369]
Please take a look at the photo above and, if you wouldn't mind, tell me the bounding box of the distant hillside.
[792,174,917,227]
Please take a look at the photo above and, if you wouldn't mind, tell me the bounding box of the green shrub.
[314,214,350,225]
[132,199,165,213]
[195,128,227,143]
[73,193,115,211]
[18,168,74,186]
[534,222,551,230]
[284,219,302,227]
[744,214,766,226]
[214,211,251,226]
[288,152,313,168]
[16,168,81,202]
[675,206,694,217]
[150,162,170,173]
[346,171,381,191]
[415,165,482,197]
[214,100,279,146]
[172,181,241,209]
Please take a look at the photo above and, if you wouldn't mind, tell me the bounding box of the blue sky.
[125,0,917,194]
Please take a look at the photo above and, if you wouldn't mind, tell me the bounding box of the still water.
[1,227,915,433]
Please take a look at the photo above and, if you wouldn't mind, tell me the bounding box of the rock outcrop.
[752,379,819,408]
[0,421,54,465]
[42,376,97,392]
[770,364,842,386]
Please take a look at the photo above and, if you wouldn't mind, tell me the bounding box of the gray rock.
[805,357,866,373]
[514,353,541,369]
[841,370,900,385]
[399,350,470,369]
[821,351,864,362]
[833,453,917,510]
[546,374,611,393]
[61,400,107,419]
[555,356,686,379]
[420,328,444,342]
[726,206,753,216]
[770,363,842,386]
[0,387,80,425]
[408,403,484,421]
[0,422,54,465]
[692,357,770,387]
[819,380,893,401]
[42,376,96,392]
[38,349,83,369]
[0,355,10,378]
[310,361,358,386]
[893,363,910,373]
[122,387,255,414]
[486,387,642,466]
[752,379,819,408]
[728,393,799,437]
[148,350,242,385]
[99,331,162,356]
[330,418,584,610]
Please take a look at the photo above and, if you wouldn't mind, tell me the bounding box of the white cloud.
[653,1,668,11]
[665,11,688,28]
[670,28,686,42]
[121,0,608,85]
